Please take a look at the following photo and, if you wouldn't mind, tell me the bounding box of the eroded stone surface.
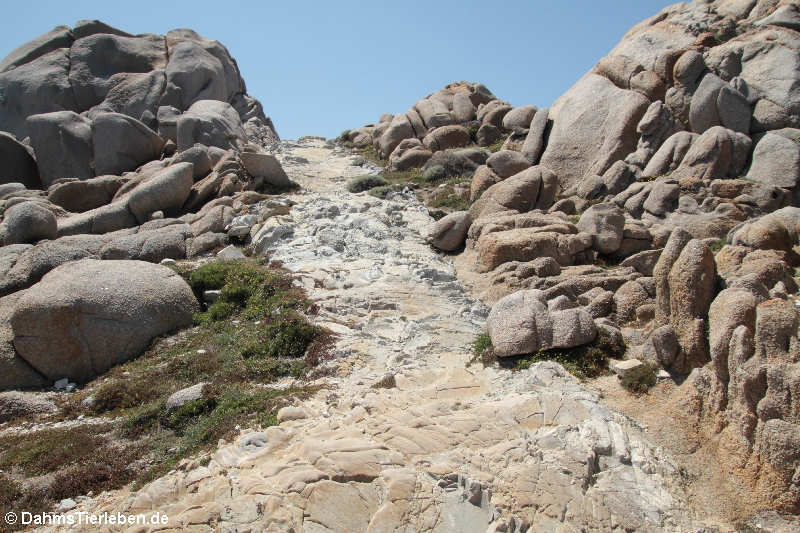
[37,138,705,533]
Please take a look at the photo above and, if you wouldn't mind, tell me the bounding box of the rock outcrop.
[0,20,279,189]
[0,21,292,389]
[4,0,800,529]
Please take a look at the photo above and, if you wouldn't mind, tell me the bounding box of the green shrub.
[261,179,300,195]
[620,363,657,394]
[467,124,479,142]
[189,261,236,293]
[429,187,469,211]
[339,129,351,141]
[422,165,446,183]
[488,139,506,152]
[195,301,237,324]
[710,238,727,252]
[14,258,332,508]
[347,174,389,193]
[189,260,308,325]
[368,185,396,199]
[244,314,318,359]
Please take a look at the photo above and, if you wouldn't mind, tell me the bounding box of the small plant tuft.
[347,174,389,193]
[710,237,728,252]
[469,333,495,366]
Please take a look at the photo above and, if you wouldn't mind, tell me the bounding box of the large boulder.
[377,114,415,158]
[1,202,57,245]
[576,203,625,255]
[521,107,549,164]
[176,100,248,152]
[26,111,94,186]
[487,289,596,357]
[0,23,276,146]
[239,152,290,187]
[10,259,199,383]
[388,139,432,171]
[0,132,40,189]
[91,112,165,175]
[127,162,194,223]
[414,98,453,130]
[666,239,717,374]
[0,291,49,391]
[478,100,511,128]
[470,166,558,219]
[0,49,79,140]
[0,25,73,73]
[708,27,800,133]
[56,200,138,237]
[642,180,679,217]
[422,125,471,152]
[161,29,243,110]
[486,150,531,179]
[540,74,649,192]
[672,126,751,180]
[429,211,471,251]
[451,92,476,122]
[729,214,797,256]
[642,131,698,178]
[689,73,751,134]
[473,223,592,273]
[614,279,651,324]
[653,228,692,326]
[626,100,681,169]
[68,33,167,117]
[501,105,537,132]
[99,223,191,262]
[470,165,502,202]
[747,130,800,189]
[172,145,212,180]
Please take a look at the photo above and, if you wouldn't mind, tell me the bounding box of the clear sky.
[1,0,675,140]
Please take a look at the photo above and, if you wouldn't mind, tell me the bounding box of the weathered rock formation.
[0,21,292,389]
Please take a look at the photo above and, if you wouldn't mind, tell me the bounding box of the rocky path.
[43,139,702,532]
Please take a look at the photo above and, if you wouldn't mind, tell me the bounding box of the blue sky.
[1,0,674,140]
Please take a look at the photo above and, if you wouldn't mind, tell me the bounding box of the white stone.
[217,245,246,259]
[612,359,645,378]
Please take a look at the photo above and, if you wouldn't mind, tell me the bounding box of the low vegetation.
[470,329,624,380]
[355,145,384,167]
[487,139,506,152]
[346,162,471,212]
[347,174,389,193]
[620,362,658,394]
[0,260,331,527]
[710,237,728,252]
[469,332,494,366]
[427,185,470,211]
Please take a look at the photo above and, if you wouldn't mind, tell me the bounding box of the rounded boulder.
[10,259,199,383]
[1,201,57,245]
